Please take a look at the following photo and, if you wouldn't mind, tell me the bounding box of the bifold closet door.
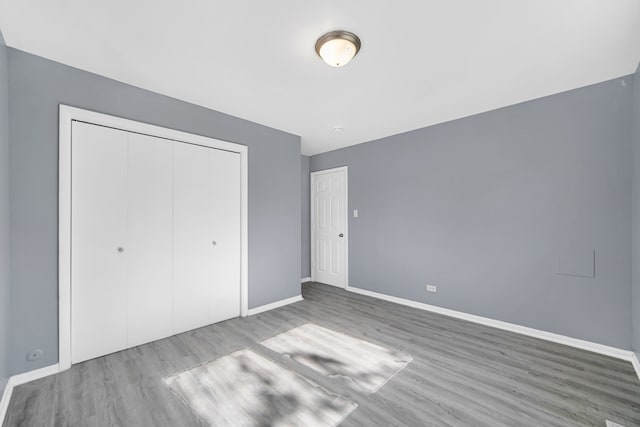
[173,143,241,334]
[71,122,129,363]
[72,123,173,363]
[126,133,173,348]
[72,120,241,363]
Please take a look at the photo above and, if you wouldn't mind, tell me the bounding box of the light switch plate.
[353,209,358,218]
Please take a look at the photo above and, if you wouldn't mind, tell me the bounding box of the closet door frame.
[58,105,249,372]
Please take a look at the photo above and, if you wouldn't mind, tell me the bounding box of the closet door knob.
[117,247,124,253]
[212,241,217,246]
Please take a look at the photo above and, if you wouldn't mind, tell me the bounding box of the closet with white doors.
[70,121,240,364]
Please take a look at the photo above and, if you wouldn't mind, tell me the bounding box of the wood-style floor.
[4,282,640,426]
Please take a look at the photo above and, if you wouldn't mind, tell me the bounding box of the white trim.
[10,364,60,386]
[247,295,304,316]
[301,277,312,283]
[58,105,249,372]
[346,286,639,366]
[310,171,315,283]
[240,143,249,319]
[0,380,12,426]
[58,106,73,372]
[0,364,60,425]
[310,166,349,288]
[631,352,640,382]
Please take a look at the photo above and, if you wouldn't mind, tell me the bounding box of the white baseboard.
[10,364,60,386]
[247,295,304,316]
[346,286,639,375]
[631,352,640,382]
[301,277,312,283]
[0,363,60,425]
[0,380,13,427]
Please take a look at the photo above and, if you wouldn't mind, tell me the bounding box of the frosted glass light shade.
[315,31,361,68]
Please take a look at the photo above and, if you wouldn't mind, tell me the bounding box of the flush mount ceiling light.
[315,30,361,68]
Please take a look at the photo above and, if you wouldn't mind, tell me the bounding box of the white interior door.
[71,122,128,363]
[126,133,173,348]
[311,167,348,288]
[173,143,241,334]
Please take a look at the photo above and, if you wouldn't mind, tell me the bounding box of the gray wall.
[0,30,10,394]
[7,48,301,375]
[301,155,311,278]
[633,64,640,359]
[310,76,633,349]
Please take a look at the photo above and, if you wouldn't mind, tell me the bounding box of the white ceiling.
[1,1,639,155]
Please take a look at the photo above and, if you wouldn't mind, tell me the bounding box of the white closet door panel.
[126,133,173,348]
[173,142,216,333]
[71,122,128,363]
[173,143,240,334]
[209,149,241,321]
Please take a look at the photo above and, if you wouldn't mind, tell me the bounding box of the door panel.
[126,133,173,347]
[173,143,241,334]
[208,148,241,323]
[71,122,128,363]
[312,169,347,287]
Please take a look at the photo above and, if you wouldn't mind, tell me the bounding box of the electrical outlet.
[426,284,437,293]
[26,349,44,362]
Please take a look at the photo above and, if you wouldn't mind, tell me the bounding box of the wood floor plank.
[4,282,640,426]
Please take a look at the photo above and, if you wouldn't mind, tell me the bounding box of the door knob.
[338,233,344,238]
[212,241,217,246]
[117,247,124,253]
